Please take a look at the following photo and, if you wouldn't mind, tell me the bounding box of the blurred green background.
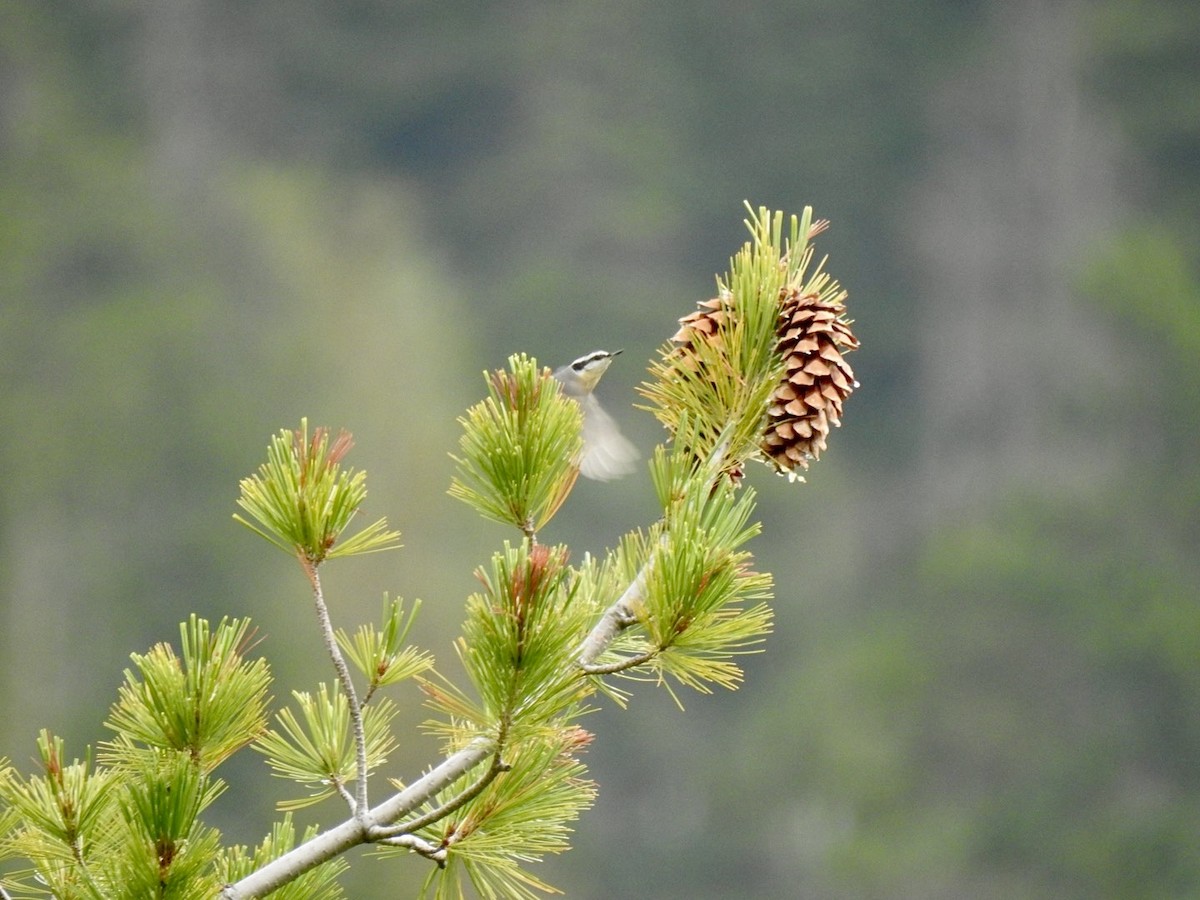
[2,1,1198,897]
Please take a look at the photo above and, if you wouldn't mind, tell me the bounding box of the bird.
[553,350,639,481]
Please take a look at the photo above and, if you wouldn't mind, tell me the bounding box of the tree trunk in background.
[911,0,1123,524]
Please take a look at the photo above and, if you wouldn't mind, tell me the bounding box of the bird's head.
[566,349,622,393]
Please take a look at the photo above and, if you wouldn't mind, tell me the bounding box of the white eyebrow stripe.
[572,351,610,369]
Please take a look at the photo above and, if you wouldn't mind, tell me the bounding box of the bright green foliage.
[639,474,774,698]
[103,616,271,770]
[0,726,229,898]
[218,815,347,899]
[446,542,598,741]
[336,596,435,702]
[253,685,399,810]
[569,533,658,686]
[235,419,402,564]
[449,354,583,534]
[395,731,597,900]
[110,754,225,899]
[407,209,814,896]
[0,621,282,898]
[0,733,118,898]
[569,461,774,705]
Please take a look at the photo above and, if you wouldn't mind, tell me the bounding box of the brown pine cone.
[760,287,859,475]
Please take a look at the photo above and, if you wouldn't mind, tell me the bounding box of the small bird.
[553,350,639,481]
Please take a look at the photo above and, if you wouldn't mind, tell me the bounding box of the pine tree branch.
[331,776,357,809]
[579,647,658,675]
[380,833,447,864]
[220,738,494,899]
[370,751,508,841]
[302,558,370,823]
[577,438,738,675]
[576,560,649,671]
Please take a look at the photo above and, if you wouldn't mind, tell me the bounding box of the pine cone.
[665,214,856,481]
[671,292,732,361]
[760,286,859,475]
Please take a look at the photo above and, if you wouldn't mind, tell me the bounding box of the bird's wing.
[577,394,639,481]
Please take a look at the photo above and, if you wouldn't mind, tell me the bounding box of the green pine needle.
[607,473,774,696]
[454,542,597,739]
[335,595,435,698]
[219,814,348,899]
[118,752,224,842]
[254,685,399,810]
[449,354,583,535]
[0,733,115,863]
[234,419,402,565]
[386,732,596,900]
[112,752,225,895]
[102,615,271,771]
[637,205,795,471]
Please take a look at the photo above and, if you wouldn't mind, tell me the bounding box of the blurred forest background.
[2,1,1198,897]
